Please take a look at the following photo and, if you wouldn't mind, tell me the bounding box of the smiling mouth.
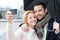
[32,21,37,24]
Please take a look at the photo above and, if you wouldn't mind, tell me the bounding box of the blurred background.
[0,0,60,40]
[0,0,24,40]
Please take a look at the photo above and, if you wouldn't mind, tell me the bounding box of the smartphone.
[9,9,17,15]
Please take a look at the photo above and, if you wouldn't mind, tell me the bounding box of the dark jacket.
[46,18,60,40]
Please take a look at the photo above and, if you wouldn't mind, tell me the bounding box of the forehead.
[7,11,12,14]
[27,13,35,17]
[34,5,44,10]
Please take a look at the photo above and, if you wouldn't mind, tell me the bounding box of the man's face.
[34,5,47,20]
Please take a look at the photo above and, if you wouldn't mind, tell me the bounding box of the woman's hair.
[23,10,35,24]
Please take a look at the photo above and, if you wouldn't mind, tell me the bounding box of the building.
[0,6,24,19]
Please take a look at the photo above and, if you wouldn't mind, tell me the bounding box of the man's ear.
[45,8,48,13]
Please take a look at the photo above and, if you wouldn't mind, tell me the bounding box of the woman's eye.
[29,17,32,19]
[33,16,36,18]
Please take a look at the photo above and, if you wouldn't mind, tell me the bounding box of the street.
[0,19,23,40]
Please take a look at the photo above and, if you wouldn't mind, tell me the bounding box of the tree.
[0,11,2,19]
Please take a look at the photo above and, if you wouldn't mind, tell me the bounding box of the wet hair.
[34,2,46,10]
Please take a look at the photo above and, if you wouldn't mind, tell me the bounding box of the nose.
[36,11,40,15]
[32,17,36,21]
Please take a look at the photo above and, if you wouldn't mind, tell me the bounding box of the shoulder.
[21,24,28,27]
[15,24,27,33]
[56,18,60,23]
[19,23,24,27]
[48,18,60,24]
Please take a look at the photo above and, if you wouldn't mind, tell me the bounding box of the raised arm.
[6,11,23,40]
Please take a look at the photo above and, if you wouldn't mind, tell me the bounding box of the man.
[21,2,60,40]
[33,2,60,40]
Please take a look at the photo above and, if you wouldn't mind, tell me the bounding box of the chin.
[38,17,43,20]
[38,18,41,21]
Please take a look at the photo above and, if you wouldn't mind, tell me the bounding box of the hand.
[53,21,60,34]
[6,11,13,23]
[21,24,29,32]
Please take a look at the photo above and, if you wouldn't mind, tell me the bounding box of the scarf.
[35,13,51,39]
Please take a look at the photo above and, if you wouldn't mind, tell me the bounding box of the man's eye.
[38,10,42,12]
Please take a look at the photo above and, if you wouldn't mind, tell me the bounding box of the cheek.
[35,13,37,16]
[35,18,37,22]
[40,11,44,14]
[43,12,46,16]
[27,19,31,24]
[41,11,45,15]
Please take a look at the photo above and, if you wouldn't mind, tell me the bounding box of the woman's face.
[27,13,37,26]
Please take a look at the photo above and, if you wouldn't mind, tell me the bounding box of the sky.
[0,0,23,9]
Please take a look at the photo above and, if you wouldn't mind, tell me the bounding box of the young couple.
[6,2,60,40]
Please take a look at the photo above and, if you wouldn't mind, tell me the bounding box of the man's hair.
[34,2,46,10]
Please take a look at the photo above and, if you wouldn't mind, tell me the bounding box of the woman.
[6,10,39,40]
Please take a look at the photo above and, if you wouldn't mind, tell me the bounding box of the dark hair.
[34,2,46,10]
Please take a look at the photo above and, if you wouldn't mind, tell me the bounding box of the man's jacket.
[46,18,60,40]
